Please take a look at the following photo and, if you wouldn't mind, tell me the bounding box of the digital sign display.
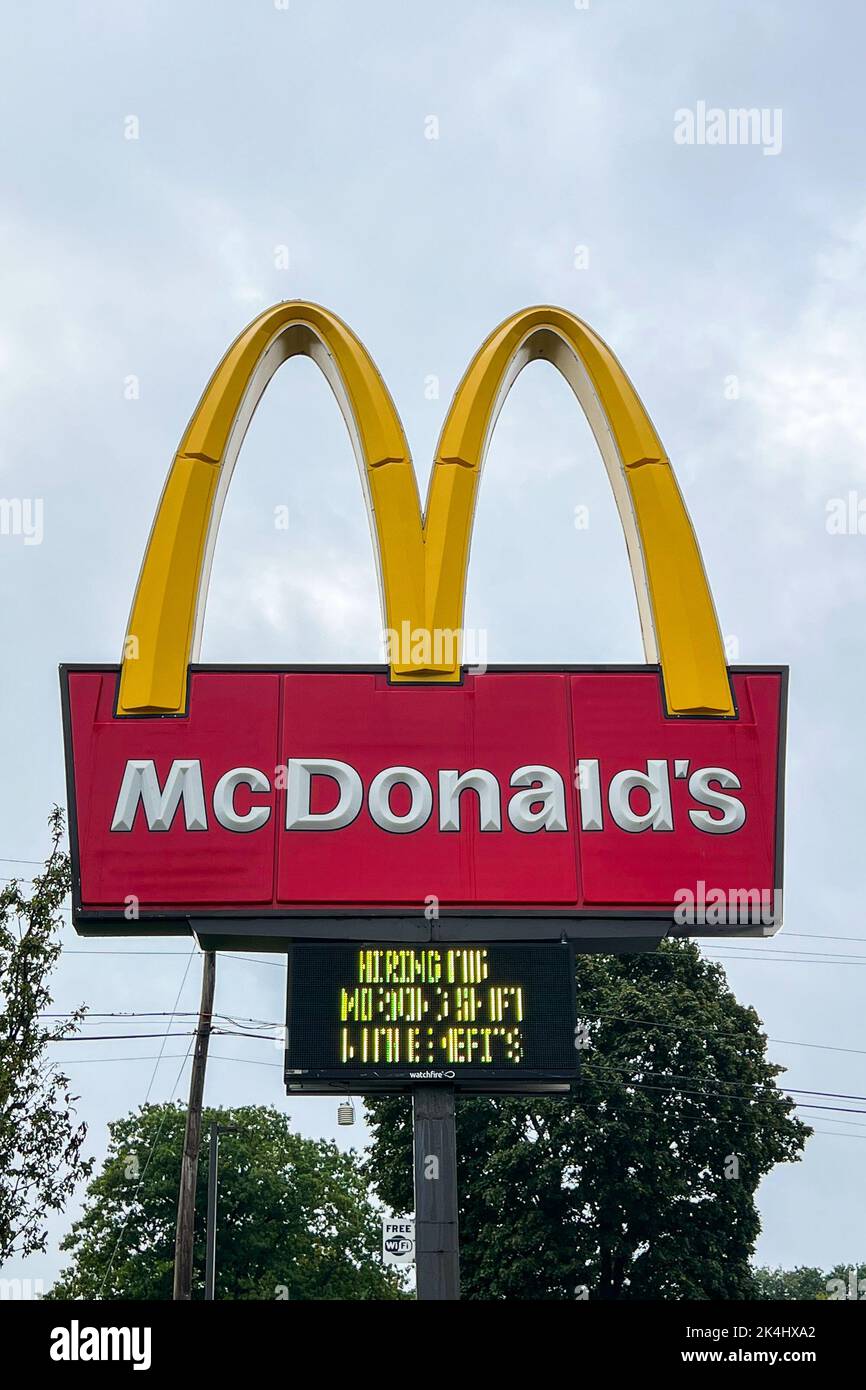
[284,942,578,1093]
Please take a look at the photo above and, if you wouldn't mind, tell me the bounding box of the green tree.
[50,1102,403,1300]
[0,808,91,1263]
[366,940,810,1300]
[751,1262,866,1299]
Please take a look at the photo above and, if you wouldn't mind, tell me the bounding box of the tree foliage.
[0,808,90,1263]
[50,1102,403,1300]
[366,940,810,1299]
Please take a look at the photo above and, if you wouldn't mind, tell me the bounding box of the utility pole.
[413,1087,460,1300]
[173,950,215,1301]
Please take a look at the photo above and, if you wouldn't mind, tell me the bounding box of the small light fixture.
[337,1100,355,1126]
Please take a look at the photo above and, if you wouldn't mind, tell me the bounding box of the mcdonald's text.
[107,755,747,837]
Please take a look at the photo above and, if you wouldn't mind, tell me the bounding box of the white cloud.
[744,209,866,492]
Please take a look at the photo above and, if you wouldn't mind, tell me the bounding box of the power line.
[706,951,866,966]
[709,943,866,959]
[97,945,199,1297]
[141,948,197,1107]
[607,1064,866,1106]
[49,1026,280,1042]
[47,1027,866,1114]
[41,1010,281,1027]
[97,1038,195,1298]
[57,943,866,970]
[39,996,866,1060]
[611,1076,866,1117]
[52,1050,866,1129]
[785,932,866,944]
[789,1115,866,1131]
[60,949,285,967]
[765,1038,866,1058]
[54,936,866,962]
[810,1130,866,1141]
[45,1004,866,1064]
[582,1007,866,1059]
[51,1030,201,1042]
[47,939,866,971]
[62,1051,284,1068]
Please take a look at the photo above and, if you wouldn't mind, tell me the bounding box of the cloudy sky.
[2,0,866,1288]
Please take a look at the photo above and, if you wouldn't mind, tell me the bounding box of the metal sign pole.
[413,1086,460,1300]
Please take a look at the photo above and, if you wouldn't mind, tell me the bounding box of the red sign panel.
[61,665,786,941]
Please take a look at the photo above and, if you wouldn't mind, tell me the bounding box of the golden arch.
[117,301,734,718]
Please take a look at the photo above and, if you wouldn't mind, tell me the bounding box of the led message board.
[283,941,578,1093]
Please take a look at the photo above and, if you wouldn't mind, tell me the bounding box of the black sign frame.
[283,940,580,1094]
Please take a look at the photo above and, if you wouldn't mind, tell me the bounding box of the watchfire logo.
[108,756,747,837]
[50,1319,151,1371]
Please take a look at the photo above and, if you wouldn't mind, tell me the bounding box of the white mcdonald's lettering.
[111,759,209,832]
[111,760,271,834]
[576,758,745,835]
[109,757,746,836]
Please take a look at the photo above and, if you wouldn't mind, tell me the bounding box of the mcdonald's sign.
[60,303,786,947]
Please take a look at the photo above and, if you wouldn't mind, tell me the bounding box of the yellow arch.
[118,302,426,715]
[117,301,733,718]
[421,306,734,716]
